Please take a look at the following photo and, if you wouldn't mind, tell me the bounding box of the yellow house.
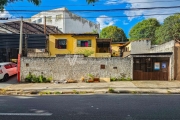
[48,33,111,57]
[111,42,127,57]
[121,42,131,57]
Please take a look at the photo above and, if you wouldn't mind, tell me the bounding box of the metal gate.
[0,34,46,62]
[133,57,169,80]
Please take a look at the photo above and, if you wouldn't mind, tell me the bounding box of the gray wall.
[150,40,175,53]
[131,40,151,54]
[20,55,132,82]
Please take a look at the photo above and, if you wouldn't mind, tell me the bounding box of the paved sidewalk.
[1,81,180,95]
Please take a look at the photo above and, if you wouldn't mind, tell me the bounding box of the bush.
[108,88,115,93]
[110,77,117,81]
[110,76,132,81]
[25,74,53,83]
[75,49,94,57]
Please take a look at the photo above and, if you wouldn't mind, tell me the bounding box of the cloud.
[123,20,129,25]
[96,15,116,29]
[105,0,122,5]
[0,10,16,23]
[105,0,180,23]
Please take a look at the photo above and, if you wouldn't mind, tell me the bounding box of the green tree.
[155,13,180,44]
[0,0,41,10]
[86,0,98,4]
[100,26,127,42]
[129,18,160,44]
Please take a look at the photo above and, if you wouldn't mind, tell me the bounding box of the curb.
[1,88,180,95]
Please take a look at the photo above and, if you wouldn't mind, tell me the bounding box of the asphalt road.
[0,95,180,120]
[0,75,18,88]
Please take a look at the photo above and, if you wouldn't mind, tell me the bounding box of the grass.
[108,88,115,93]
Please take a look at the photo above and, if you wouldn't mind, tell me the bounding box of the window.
[37,18,42,23]
[55,39,67,49]
[77,40,91,47]
[56,14,62,21]
[11,63,17,68]
[4,64,12,69]
[47,16,52,23]
[100,65,105,69]
[32,20,36,23]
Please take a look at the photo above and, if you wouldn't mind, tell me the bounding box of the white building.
[29,7,100,33]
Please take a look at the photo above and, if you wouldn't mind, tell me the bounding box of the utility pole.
[17,17,23,82]
[44,16,48,52]
[44,16,46,34]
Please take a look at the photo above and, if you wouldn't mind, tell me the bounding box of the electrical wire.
[5,0,180,7]
[5,5,180,12]
[5,12,178,19]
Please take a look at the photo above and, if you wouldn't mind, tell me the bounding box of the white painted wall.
[30,7,100,33]
[30,8,64,32]
[64,10,100,33]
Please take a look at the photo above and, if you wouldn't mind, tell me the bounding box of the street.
[0,75,18,88]
[0,95,180,120]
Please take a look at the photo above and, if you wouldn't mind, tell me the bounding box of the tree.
[86,0,98,4]
[129,18,160,44]
[100,26,127,42]
[0,0,41,10]
[0,0,97,11]
[155,13,180,44]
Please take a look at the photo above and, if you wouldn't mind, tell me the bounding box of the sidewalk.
[1,81,180,95]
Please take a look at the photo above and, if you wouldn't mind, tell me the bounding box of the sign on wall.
[154,62,160,70]
[162,62,166,69]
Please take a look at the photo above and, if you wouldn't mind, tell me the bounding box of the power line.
[5,0,180,7]
[6,13,178,19]
[5,5,180,12]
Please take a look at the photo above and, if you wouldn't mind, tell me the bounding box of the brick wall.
[20,55,132,81]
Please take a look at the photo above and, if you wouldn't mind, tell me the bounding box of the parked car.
[0,62,17,81]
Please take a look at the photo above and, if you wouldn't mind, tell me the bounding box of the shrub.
[108,88,115,93]
[110,77,117,81]
[25,74,53,83]
[75,49,94,57]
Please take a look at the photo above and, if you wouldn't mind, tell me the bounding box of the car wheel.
[3,74,9,82]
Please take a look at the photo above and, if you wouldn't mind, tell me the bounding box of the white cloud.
[123,20,129,25]
[105,0,180,23]
[96,15,116,29]
[0,10,16,23]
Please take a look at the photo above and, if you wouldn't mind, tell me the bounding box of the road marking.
[0,113,52,116]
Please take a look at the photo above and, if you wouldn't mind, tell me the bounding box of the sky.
[0,0,180,38]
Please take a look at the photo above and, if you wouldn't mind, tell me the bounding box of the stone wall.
[27,52,50,57]
[150,40,175,53]
[20,55,132,81]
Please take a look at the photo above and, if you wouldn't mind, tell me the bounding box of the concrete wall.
[64,10,100,33]
[20,55,132,82]
[150,40,175,53]
[30,7,100,33]
[31,9,64,32]
[131,40,151,54]
[174,46,180,80]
